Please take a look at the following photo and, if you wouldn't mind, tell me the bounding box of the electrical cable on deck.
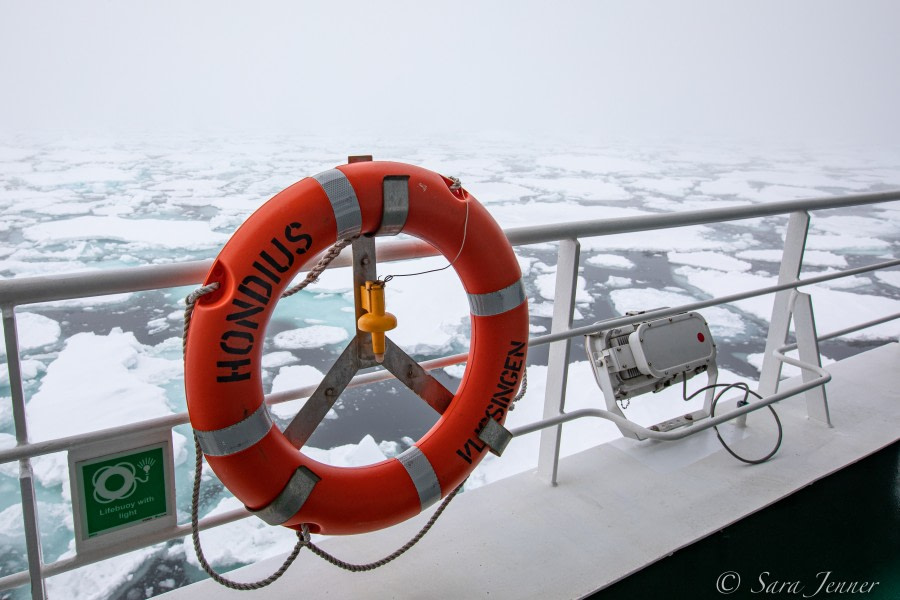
[682,378,784,464]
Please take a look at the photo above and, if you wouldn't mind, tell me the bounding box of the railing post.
[537,239,580,485]
[2,306,46,599]
[791,292,831,425]
[757,211,811,397]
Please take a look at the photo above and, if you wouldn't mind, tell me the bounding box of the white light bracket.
[585,310,718,440]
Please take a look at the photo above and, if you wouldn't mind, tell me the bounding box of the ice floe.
[0,312,61,358]
[609,287,746,338]
[668,251,752,272]
[23,216,230,250]
[736,249,848,268]
[272,325,350,350]
[25,328,182,487]
[585,253,635,269]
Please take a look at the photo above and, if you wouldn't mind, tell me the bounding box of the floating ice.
[261,351,298,369]
[23,216,230,250]
[534,272,591,303]
[466,181,535,204]
[603,276,633,288]
[746,351,836,379]
[677,266,900,340]
[380,255,470,355]
[180,496,300,570]
[442,364,466,379]
[585,253,636,269]
[26,328,182,487]
[303,434,388,467]
[806,233,891,252]
[609,287,746,338]
[43,545,162,600]
[668,251,752,272]
[514,176,633,201]
[736,249,848,268]
[536,153,659,174]
[812,215,898,238]
[875,271,900,288]
[272,325,349,350]
[487,200,646,229]
[0,312,61,358]
[579,225,745,253]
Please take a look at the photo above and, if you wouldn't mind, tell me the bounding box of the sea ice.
[677,266,900,340]
[272,325,350,350]
[875,271,900,289]
[534,272,591,303]
[608,287,746,338]
[464,181,535,204]
[487,200,646,229]
[585,253,635,269]
[45,546,163,600]
[736,249,848,268]
[180,497,307,570]
[668,251,752,272]
[26,328,182,487]
[261,351,299,369]
[23,216,230,250]
[578,224,745,253]
[0,312,61,358]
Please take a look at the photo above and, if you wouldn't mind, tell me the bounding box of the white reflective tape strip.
[467,279,526,317]
[396,446,441,510]
[194,403,273,457]
[378,176,409,236]
[313,169,363,239]
[248,466,320,526]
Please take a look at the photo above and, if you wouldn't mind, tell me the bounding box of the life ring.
[184,161,528,535]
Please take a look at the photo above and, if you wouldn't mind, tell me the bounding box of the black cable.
[682,378,783,465]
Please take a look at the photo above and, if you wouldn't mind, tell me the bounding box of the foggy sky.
[1,0,898,145]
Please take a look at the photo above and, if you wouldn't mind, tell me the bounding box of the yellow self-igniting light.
[358,280,397,363]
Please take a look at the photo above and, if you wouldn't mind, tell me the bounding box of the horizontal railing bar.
[0,505,250,590]
[504,189,900,247]
[2,190,898,308]
[510,343,831,441]
[529,258,900,347]
[509,372,829,440]
[2,329,847,590]
[4,255,898,464]
[780,311,900,352]
[0,352,469,465]
[1,189,897,594]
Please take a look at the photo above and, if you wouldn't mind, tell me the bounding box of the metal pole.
[537,239,580,485]
[791,292,831,425]
[2,306,46,599]
[757,211,810,397]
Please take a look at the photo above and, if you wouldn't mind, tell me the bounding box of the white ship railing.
[2,190,899,598]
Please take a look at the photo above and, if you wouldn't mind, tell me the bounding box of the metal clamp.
[248,466,320,526]
[478,418,513,457]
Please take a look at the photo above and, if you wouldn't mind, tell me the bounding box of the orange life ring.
[184,161,528,535]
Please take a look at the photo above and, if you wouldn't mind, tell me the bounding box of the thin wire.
[682,378,783,465]
[382,199,469,283]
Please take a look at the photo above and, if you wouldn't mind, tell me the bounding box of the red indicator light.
[697,332,705,343]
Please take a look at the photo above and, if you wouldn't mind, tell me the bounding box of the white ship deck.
[163,342,900,600]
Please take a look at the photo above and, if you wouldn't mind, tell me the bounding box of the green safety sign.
[76,444,169,538]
